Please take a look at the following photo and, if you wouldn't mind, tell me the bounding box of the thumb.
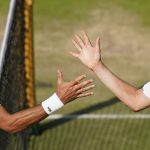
[57,69,63,85]
[95,37,100,50]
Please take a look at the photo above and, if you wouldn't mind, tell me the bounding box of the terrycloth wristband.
[41,93,64,115]
[142,82,150,99]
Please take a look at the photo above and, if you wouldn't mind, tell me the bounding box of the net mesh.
[0,0,35,149]
[29,97,150,150]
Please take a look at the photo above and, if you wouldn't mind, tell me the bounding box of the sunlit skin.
[0,70,95,133]
[71,32,150,112]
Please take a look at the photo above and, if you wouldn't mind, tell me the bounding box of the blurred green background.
[1,0,150,150]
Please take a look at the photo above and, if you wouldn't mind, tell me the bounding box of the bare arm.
[71,32,150,111]
[0,70,95,133]
[92,62,150,111]
[0,105,46,133]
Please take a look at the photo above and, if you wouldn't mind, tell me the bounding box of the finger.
[74,79,93,90]
[69,74,87,86]
[57,69,63,85]
[83,31,92,46]
[95,37,100,50]
[76,84,95,94]
[75,74,87,82]
[69,51,79,58]
[72,39,82,51]
[77,92,94,98]
[74,34,85,48]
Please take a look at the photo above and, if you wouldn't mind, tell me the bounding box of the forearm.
[0,105,47,133]
[10,105,47,133]
[0,93,64,133]
[93,62,139,110]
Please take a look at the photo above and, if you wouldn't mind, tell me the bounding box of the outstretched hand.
[56,70,95,104]
[70,32,101,70]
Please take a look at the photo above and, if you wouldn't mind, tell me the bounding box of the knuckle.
[68,86,74,91]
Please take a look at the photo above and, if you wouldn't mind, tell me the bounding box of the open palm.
[70,32,101,70]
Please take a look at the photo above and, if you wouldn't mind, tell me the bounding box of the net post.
[24,0,36,107]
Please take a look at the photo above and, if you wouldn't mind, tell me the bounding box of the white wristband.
[41,93,64,115]
[142,82,150,99]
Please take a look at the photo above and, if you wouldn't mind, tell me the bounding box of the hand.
[56,70,95,104]
[70,32,101,70]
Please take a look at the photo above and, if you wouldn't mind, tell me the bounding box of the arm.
[71,32,150,112]
[0,104,46,133]
[0,70,94,133]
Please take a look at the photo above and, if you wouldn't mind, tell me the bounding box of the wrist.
[41,93,64,115]
[142,82,150,98]
[91,62,104,72]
